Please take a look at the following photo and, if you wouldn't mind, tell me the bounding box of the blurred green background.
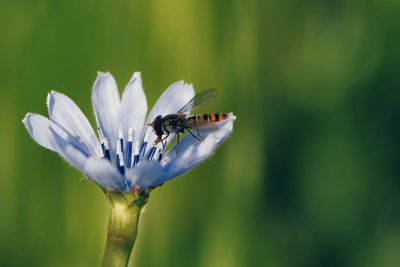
[1,0,400,266]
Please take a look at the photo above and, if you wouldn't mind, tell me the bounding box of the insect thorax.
[161,114,186,133]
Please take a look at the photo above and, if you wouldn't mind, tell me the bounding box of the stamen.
[139,127,151,160]
[139,142,147,160]
[158,149,163,161]
[116,139,125,175]
[133,141,140,167]
[116,154,125,175]
[147,145,157,161]
[126,128,133,169]
[103,137,111,161]
[118,125,124,156]
[97,127,111,161]
[97,127,105,154]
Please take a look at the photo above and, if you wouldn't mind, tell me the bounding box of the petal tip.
[96,71,112,79]
[22,113,31,124]
[93,72,118,95]
[228,112,237,121]
[46,92,51,107]
[46,91,59,108]
[176,80,184,86]
[128,72,142,86]
[184,82,194,89]
[46,92,56,113]
[133,71,141,78]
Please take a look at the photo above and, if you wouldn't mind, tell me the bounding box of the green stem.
[101,191,149,267]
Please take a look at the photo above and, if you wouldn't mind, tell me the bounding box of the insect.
[148,88,229,147]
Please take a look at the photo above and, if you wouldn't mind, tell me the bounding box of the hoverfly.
[148,88,229,147]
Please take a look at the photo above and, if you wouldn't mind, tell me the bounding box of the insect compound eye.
[153,115,164,136]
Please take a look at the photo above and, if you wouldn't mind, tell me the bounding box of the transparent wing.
[178,88,217,113]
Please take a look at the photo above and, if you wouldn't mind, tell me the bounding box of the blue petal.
[159,115,235,183]
[121,72,147,142]
[84,158,128,191]
[92,72,121,160]
[22,113,88,155]
[47,91,100,157]
[50,126,127,191]
[22,113,59,152]
[125,161,163,189]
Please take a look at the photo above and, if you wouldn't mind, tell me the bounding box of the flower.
[22,72,235,192]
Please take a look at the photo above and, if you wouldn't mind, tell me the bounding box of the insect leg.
[161,132,170,141]
[176,133,180,155]
[154,136,162,145]
[161,132,170,149]
[187,128,202,142]
[196,127,203,139]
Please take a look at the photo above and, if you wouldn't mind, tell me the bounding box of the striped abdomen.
[186,113,229,128]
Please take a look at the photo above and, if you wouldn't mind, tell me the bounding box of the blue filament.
[116,154,125,175]
[126,141,133,168]
[103,148,111,161]
[119,138,124,156]
[147,146,157,161]
[139,141,147,160]
[133,154,139,167]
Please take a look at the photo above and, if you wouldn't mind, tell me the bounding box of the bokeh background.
[1,0,400,266]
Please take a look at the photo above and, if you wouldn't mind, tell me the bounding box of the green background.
[1,0,400,266]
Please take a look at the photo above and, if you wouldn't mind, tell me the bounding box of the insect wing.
[178,88,217,113]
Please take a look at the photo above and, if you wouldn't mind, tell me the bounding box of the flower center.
[97,125,165,175]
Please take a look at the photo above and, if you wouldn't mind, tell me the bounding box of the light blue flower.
[23,72,235,192]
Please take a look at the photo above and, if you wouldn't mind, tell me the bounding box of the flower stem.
[101,191,149,267]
